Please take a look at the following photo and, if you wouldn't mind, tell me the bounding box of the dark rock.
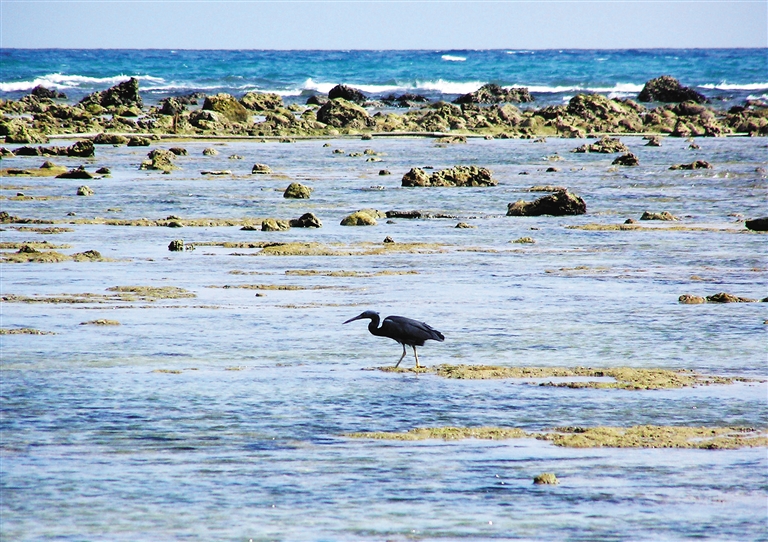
[252,163,272,174]
[168,239,185,251]
[95,167,111,175]
[30,86,67,100]
[644,135,662,146]
[378,169,391,176]
[13,146,43,156]
[241,92,283,111]
[76,185,94,196]
[159,97,185,116]
[572,136,629,154]
[169,147,188,156]
[669,160,712,170]
[328,84,366,104]
[638,75,707,104]
[202,147,219,156]
[745,217,768,231]
[316,98,373,129]
[56,166,93,179]
[402,165,497,187]
[81,77,143,110]
[93,133,129,145]
[67,140,95,158]
[283,182,311,199]
[306,95,328,106]
[454,83,533,104]
[289,212,322,228]
[386,210,423,219]
[383,236,395,243]
[202,93,250,123]
[139,149,178,172]
[612,152,639,166]
[706,292,756,303]
[507,189,586,216]
[127,136,151,147]
[40,160,58,169]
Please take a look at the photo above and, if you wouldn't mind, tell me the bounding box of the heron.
[343,310,445,368]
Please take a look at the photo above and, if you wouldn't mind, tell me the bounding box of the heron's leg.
[413,346,421,368]
[394,344,407,368]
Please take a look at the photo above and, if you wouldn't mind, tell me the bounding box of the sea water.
[1,49,768,541]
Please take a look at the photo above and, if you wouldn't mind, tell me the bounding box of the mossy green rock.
[283,182,311,199]
[202,93,250,124]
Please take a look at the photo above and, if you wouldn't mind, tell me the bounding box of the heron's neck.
[367,315,383,335]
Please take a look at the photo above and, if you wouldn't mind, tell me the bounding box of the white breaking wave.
[699,82,768,91]
[0,73,165,92]
[441,55,466,62]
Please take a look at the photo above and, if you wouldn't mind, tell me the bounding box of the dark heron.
[343,310,445,368]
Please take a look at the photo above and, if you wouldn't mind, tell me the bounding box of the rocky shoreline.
[2,75,767,144]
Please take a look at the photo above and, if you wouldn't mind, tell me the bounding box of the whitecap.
[699,82,768,91]
[0,72,165,92]
[441,55,466,62]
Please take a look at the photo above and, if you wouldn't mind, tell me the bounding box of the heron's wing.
[383,316,445,344]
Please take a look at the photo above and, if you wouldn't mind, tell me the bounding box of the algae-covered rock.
[202,93,250,123]
[640,211,678,221]
[533,473,559,485]
[251,163,272,174]
[241,92,284,111]
[340,209,382,226]
[638,75,707,104]
[202,147,219,156]
[571,136,629,154]
[93,133,129,145]
[706,292,757,303]
[127,136,151,147]
[402,165,496,187]
[283,182,311,199]
[669,160,713,170]
[66,140,95,157]
[507,190,586,216]
[327,84,367,104]
[80,77,143,110]
[80,319,120,326]
[76,185,94,196]
[512,237,535,244]
[346,426,529,441]
[745,217,768,232]
[105,285,196,300]
[454,83,533,104]
[289,212,322,228]
[317,98,372,129]
[56,166,93,179]
[679,294,706,304]
[261,218,291,231]
[0,327,56,335]
[140,149,178,172]
[168,239,184,252]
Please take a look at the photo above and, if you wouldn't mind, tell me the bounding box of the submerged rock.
[168,239,185,252]
[401,165,497,187]
[669,160,713,170]
[640,211,678,221]
[340,209,382,226]
[283,182,311,199]
[571,136,629,154]
[638,75,707,104]
[507,190,586,216]
[706,292,757,303]
[679,294,706,304]
[612,152,639,166]
[76,185,94,196]
[533,473,559,485]
[67,140,95,158]
[139,149,178,172]
[56,166,93,179]
[251,163,272,174]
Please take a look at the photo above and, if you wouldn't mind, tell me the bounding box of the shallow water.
[1,135,767,540]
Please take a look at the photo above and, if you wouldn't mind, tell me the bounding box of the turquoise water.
[1,133,767,540]
[2,48,767,106]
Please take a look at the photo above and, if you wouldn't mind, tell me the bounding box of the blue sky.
[2,0,766,49]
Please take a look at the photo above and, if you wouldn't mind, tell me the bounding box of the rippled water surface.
[1,135,767,540]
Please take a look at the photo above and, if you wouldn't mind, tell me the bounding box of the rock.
[95,167,111,175]
[241,92,283,111]
[340,210,380,226]
[533,473,559,485]
[679,294,706,304]
[455,222,475,229]
[289,212,322,228]
[644,135,662,146]
[200,170,231,176]
[383,236,395,243]
[168,239,185,252]
[56,166,93,179]
[379,169,391,176]
[169,147,187,156]
[139,149,178,172]
[306,95,328,106]
[545,167,560,172]
[328,84,366,104]
[80,77,143,110]
[507,189,587,216]
[745,217,768,231]
[435,135,467,144]
[316,98,373,129]
[512,237,535,243]
[386,210,423,219]
[612,152,639,166]
[571,136,629,153]
[30,85,66,100]
[402,165,497,187]
[640,211,678,221]
[159,97,185,116]
[127,136,151,147]
[706,292,756,303]
[454,83,533,104]
[638,75,707,103]
[3,124,48,144]
[40,160,58,169]
[67,140,95,158]
[261,218,290,231]
[76,185,94,196]
[202,93,250,123]
[669,160,712,170]
[283,182,311,199]
[529,185,566,192]
[202,147,219,156]
[228,154,243,160]
[93,133,129,145]
[251,163,272,174]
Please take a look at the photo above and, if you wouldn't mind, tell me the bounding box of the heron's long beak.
[343,314,364,324]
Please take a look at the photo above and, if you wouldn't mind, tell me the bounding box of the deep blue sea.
[1,48,767,107]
